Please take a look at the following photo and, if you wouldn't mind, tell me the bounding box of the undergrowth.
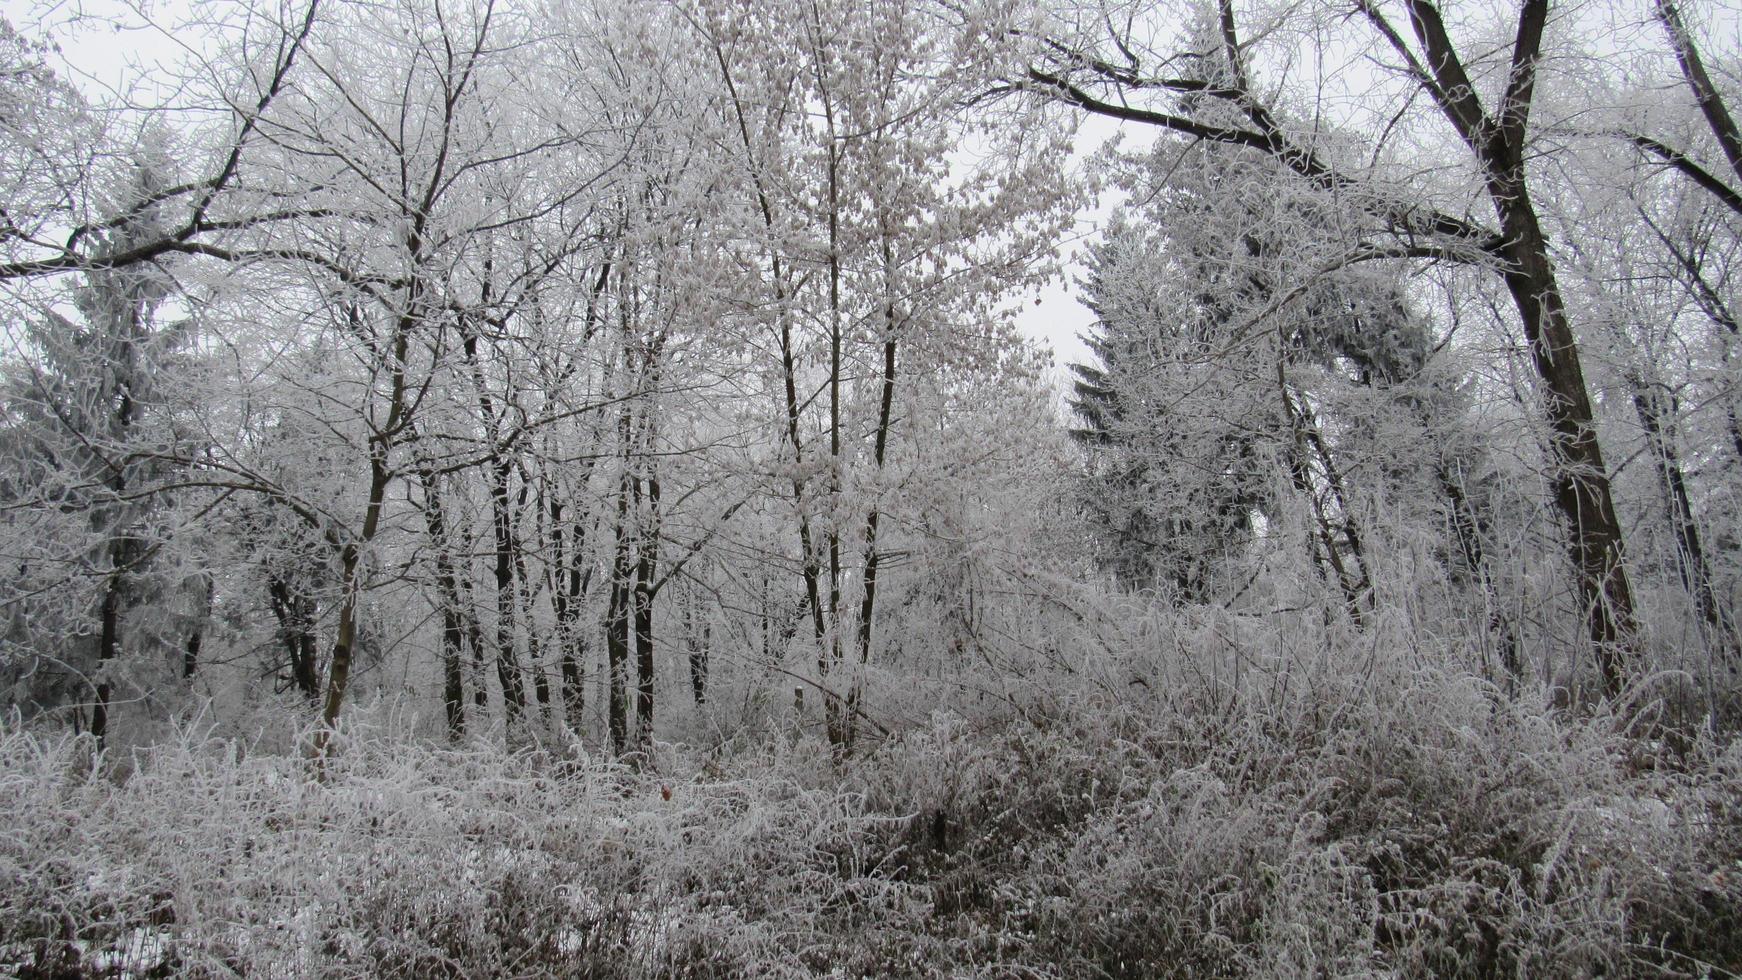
[4,618,1740,978]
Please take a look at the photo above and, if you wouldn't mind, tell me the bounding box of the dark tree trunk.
[413,460,472,740]
[778,302,832,725]
[459,292,535,737]
[1632,378,1739,661]
[183,574,212,681]
[709,44,836,740]
[313,311,412,758]
[315,445,394,757]
[514,478,552,730]
[632,471,659,748]
[91,369,140,749]
[90,553,125,748]
[684,587,708,706]
[1491,193,1637,695]
[606,478,634,757]
[1438,463,1523,682]
[488,459,528,732]
[182,625,202,681]
[822,120,848,753]
[268,576,322,703]
[848,240,902,754]
[549,493,591,741]
[1655,0,1742,190]
[1404,0,1638,696]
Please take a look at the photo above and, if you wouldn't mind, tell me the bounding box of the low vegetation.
[6,606,1739,978]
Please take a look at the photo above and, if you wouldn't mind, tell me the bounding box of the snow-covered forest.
[3,0,1741,974]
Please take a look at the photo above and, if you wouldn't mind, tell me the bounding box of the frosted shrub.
[826,604,1742,978]
[4,612,1741,978]
[0,713,919,978]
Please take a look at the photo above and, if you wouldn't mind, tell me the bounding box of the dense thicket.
[2,0,1740,975]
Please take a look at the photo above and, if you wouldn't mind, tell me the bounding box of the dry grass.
[4,605,1740,978]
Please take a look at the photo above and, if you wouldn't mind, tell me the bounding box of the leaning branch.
[4,1,323,281]
[1024,66,1504,255]
[1625,133,1742,218]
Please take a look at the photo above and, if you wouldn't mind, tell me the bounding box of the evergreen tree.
[1068,216,1270,600]
[0,156,206,741]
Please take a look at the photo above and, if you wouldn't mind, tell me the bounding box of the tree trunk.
[778,288,833,734]
[513,478,552,734]
[91,361,140,749]
[1279,363,1370,625]
[318,555,363,751]
[1655,0,1742,189]
[632,471,660,749]
[89,553,124,748]
[823,112,848,753]
[183,574,212,681]
[182,622,202,682]
[1437,462,1523,682]
[268,576,322,703]
[1405,0,1638,695]
[488,459,529,734]
[606,475,634,757]
[1492,193,1637,695]
[314,296,412,758]
[549,493,590,741]
[414,460,472,740]
[684,586,708,706]
[1632,377,1739,662]
[848,235,902,753]
[314,446,394,758]
[711,41,835,739]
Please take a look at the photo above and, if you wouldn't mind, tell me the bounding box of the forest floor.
[5,634,1742,978]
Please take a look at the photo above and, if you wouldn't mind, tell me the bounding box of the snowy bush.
[4,609,1741,978]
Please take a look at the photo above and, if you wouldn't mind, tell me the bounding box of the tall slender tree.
[1031,0,1642,694]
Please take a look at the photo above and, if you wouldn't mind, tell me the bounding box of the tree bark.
[413,458,473,740]
[709,37,835,737]
[314,445,393,757]
[91,315,142,749]
[314,287,415,758]
[513,476,552,731]
[548,491,591,741]
[267,576,321,703]
[683,586,708,706]
[632,470,660,748]
[1655,0,1742,189]
[1404,0,1638,695]
[486,462,530,737]
[1490,193,1637,694]
[821,69,848,753]
[89,548,125,748]
[606,475,634,757]
[847,232,903,753]
[183,574,212,681]
[1632,376,1739,662]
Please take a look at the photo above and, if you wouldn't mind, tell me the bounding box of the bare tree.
[1030,0,1641,695]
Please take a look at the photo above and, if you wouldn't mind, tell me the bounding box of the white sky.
[1012,113,1126,376]
[3,0,193,98]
